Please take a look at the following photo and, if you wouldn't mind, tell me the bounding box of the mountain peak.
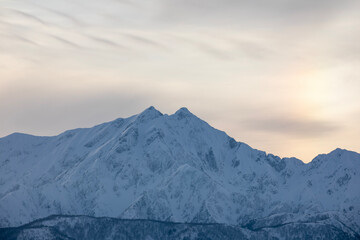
[137,106,163,122]
[328,148,360,159]
[144,106,158,112]
[330,148,347,154]
[310,148,360,167]
[174,107,194,119]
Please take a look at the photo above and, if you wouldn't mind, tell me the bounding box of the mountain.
[0,107,359,238]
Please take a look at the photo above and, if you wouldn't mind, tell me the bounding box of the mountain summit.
[0,107,359,237]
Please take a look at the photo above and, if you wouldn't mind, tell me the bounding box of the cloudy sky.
[1,0,359,162]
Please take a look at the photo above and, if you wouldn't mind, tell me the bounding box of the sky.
[1,0,359,162]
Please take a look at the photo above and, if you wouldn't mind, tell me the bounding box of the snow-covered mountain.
[0,107,359,237]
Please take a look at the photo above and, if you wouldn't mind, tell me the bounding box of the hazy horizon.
[1,0,359,162]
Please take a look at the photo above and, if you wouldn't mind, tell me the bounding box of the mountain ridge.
[2,106,352,164]
[0,106,359,237]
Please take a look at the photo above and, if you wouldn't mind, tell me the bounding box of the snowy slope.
[0,107,359,235]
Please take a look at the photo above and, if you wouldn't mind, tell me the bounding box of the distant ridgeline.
[1,215,358,240]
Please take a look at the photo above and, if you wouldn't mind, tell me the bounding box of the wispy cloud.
[242,117,340,137]
[50,35,82,49]
[124,34,163,48]
[86,35,126,48]
[42,8,83,26]
[157,0,360,28]
[1,0,359,162]
[9,9,47,25]
[13,34,39,46]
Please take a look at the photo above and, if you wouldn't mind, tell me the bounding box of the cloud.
[242,116,340,137]
[50,35,82,49]
[0,81,154,137]
[42,8,83,26]
[9,9,47,25]
[124,34,163,48]
[231,38,275,60]
[157,0,360,28]
[0,0,359,162]
[182,39,232,60]
[13,34,39,46]
[0,33,38,46]
[86,35,125,48]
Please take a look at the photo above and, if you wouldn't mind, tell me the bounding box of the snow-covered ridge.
[0,107,359,235]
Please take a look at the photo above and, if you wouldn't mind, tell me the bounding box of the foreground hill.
[0,215,358,240]
[0,107,359,237]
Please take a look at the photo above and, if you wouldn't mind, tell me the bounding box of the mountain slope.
[0,107,359,235]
